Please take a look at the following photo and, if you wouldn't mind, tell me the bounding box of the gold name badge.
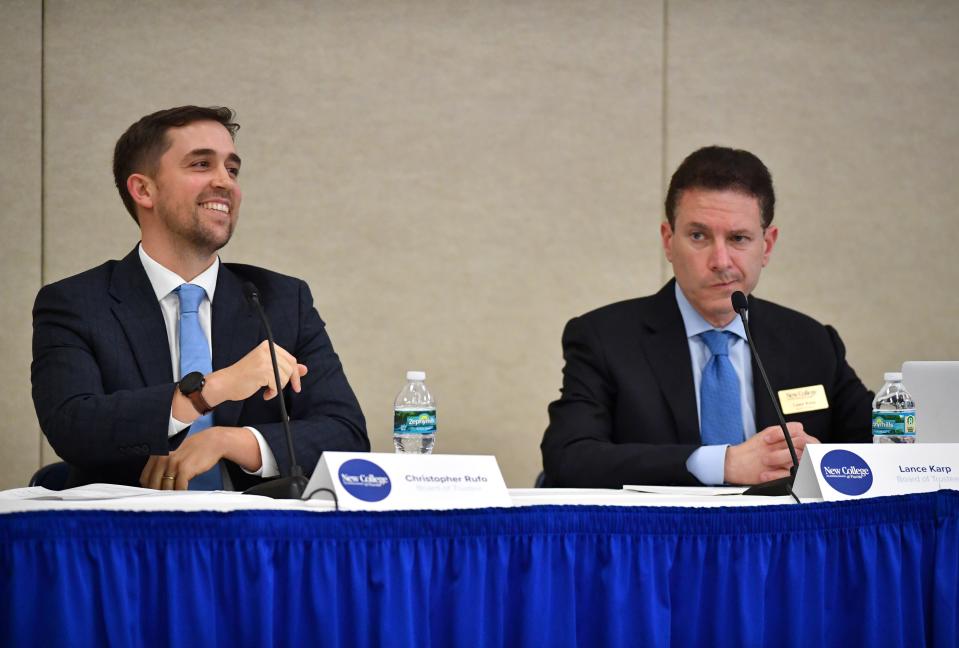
[777,384,829,415]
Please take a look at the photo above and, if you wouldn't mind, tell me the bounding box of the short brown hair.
[665,146,775,229]
[112,106,239,223]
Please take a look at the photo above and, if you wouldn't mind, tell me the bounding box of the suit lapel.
[211,264,261,427]
[109,247,174,386]
[748,296,785,430]
[640,281,701,444]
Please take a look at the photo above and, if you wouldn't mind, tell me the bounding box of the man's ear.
[761,225,779,267]
[127,173,155,211]
[660,220,675,263]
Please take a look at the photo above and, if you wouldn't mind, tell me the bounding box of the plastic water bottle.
[872,372,916,443]
[393,371,436,454]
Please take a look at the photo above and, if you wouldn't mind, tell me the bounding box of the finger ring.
[162,474,176,481]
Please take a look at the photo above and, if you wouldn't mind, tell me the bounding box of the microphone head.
[242,281,260,304]
[731,291,748,313]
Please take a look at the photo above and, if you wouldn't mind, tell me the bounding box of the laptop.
[901,361,959,443]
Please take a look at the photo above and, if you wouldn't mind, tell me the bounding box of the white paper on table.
[623,485,749,496]
[0,484,332,514]
[0,484,226,501]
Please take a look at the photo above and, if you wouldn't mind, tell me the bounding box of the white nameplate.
[303,452,511,511]
[793,443,959,501]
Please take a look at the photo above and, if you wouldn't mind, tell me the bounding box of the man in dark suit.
[32,106,368,490]
[541,146,872,488]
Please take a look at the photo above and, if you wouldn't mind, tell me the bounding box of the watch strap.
[179,372,214,416]
[186,389,214,416]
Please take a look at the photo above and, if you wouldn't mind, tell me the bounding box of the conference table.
[1,486,957,647]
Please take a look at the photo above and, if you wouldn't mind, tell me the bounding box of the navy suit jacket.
[31,247,369,489]
[541,280,873,488]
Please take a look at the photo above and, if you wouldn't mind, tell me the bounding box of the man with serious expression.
[542,146,873,489]
[661,188,778,328]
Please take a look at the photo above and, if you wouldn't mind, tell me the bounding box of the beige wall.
[1,0,957,488]
[0,0,42,488]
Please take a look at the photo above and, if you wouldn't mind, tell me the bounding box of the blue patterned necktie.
[176,283,223,490]
[699,330,744,446]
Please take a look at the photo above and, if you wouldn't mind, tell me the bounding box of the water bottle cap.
[406,370,426,381]
[884,372,902,382]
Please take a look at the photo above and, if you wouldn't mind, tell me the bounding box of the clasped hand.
[141,427,231,490]
[140,340,307,490]
[724,422,819,485]
[217,339,309,402]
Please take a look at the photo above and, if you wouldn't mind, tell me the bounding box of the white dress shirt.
[138,244,279,478]
[676,282,757,485]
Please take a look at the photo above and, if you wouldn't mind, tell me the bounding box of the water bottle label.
[394,409,436,435]
[871,410,916,436]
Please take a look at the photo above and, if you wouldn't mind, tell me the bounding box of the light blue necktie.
[699,330,744,446]
[176,283,223,490]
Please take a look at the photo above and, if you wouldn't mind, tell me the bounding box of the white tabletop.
[0,484,805,514]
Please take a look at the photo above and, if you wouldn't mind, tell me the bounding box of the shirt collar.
[673,281,746,341]
[138,243,220,303]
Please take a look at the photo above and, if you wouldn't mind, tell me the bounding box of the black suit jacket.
[541,280,873,488]
[31,246,369,489]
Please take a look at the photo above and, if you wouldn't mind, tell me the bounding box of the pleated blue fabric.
[1,491,957,647]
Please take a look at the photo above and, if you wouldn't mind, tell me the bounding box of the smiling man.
[541,146,873,488]
[31,106,368,490]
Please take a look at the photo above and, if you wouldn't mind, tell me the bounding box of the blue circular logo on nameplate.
[819,449,873,496]
[338,459,392,502]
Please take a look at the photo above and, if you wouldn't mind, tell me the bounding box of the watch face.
[179,371,205,394]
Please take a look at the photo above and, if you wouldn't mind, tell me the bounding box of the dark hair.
[664,145,775,228]
[112,106,239,223]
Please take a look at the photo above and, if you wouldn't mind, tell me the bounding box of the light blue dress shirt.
[676,283,757,485]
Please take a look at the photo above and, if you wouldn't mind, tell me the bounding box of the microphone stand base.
[243,475,309,500]
[743,476,795,497]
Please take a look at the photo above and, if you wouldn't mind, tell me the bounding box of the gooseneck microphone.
[732,291,800,501]
[241,282,308,499]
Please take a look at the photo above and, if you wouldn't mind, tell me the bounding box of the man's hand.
[205,340,308,405]
[723,422,820,485]
[139,426,262,490]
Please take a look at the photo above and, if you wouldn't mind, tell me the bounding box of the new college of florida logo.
[819,449,873,496]
[338,459,392,502]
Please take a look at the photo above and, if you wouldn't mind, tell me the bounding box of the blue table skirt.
[2,491,958,647]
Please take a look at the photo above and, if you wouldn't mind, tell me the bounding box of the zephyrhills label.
[394,408,436,434]
[871,410,916,437]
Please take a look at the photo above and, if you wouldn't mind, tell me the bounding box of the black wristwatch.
[178,371,214,415]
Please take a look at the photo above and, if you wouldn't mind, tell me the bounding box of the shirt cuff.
[243,427,280,478]
[685,445,729,486]
[169,411,191,437]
